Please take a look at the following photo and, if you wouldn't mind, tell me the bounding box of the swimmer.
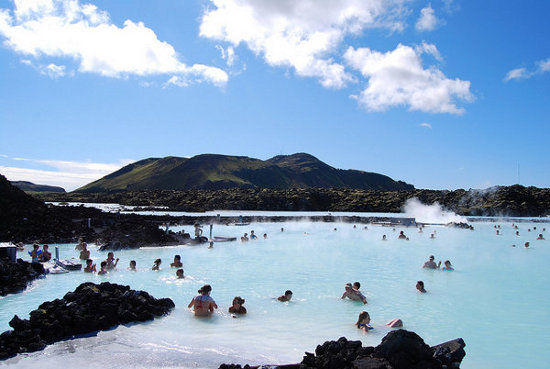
[441,260,454,271]
[524,242,530,248]
[334,228,337,231]
[188,284,217,317]
[250,230,258,239]
[263,233,267,239]
[355,311,372,331]
[496,230,500,235]
[430,233,436,239]
[241,233,249,242]
[208,241,214,248]
[364,226,368,230]
[382,235,387,241]
[84,259,96,273]
[30,244,41,263]
[341,283,367,304]
[228,296,247,315]
[516,231,520,236]
[416,281,426,293]
[40,245,51,262]
[386,318,403,328]
[353,225,357,229]
[98,261,108,275]
[418,227,423,233]
[75,241,86,251]
[537,234,545,240]
[79,243,90,260]
[152,258,162,271]
[353,282,368,304]
[422,255,440,269]
[281,227,284,232]
[105,252,119,270]
[398,231,407,239]
[176,268,184,279]
[170,255,183,268]
[129,260,136,271]
[278,290,293,302]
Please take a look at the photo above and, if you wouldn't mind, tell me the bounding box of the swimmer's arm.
[437,261,441,268]
[341,292,347,299]
[188,298,194,309]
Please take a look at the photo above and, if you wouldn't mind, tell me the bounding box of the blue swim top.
[359,323,373,330]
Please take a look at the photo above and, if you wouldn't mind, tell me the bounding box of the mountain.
[11,181,66,193]
[75,153,414,193]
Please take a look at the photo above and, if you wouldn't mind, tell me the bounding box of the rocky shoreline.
[220,331,466,369]
[0,258,45,296]
[0,282,174,360]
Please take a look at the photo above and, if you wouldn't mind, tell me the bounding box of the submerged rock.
[0,282,174,360]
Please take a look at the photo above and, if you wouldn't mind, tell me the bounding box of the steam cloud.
[403,198,466,224]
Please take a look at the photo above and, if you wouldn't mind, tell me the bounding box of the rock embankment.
[219,330,466,369]
[0,258,45,296]
[0,282,175,360]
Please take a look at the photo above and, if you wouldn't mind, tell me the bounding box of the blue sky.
[0,0,549,191]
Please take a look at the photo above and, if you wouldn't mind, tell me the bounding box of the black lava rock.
[0,258,45,296]
[0,282,174,360]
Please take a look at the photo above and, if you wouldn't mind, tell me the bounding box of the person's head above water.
[176,269,184,278]
[199,284,212,295]
[356,311,370,328]
[353,282,361,290]
[416,281,426,292]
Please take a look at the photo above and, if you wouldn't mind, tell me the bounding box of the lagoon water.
[1,218,549,369]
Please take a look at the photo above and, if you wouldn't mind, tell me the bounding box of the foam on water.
[1,220,549,369]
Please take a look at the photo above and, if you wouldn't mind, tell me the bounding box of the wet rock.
[0,258,45,296]
[0,282,174,360]
[431,338,466,368]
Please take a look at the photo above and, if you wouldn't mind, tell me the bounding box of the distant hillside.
[11,181,65,193]
[75,153,414,192]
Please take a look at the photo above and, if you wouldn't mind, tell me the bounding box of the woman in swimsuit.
[188,284,218,317]
[355,311,373,331]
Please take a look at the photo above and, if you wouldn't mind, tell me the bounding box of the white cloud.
[0,157,134,191]
[217,45,236,67]
[200,0,408,89]
[416,4,438,32]
[537,58,550,72]
[0,0,228,86]
[504,67,530,82]
[344,43,473,114]
[419,122,432,128]
[505,58,550,82]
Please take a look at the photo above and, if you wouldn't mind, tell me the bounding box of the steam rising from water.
[403,198,466,224]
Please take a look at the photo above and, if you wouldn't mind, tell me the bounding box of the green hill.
[11,181,66,193]
[75,153,414,193]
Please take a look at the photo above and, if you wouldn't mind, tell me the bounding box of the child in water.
[98,261,108,275]
[84,259,96,273]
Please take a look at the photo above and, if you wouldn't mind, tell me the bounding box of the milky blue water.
[1,220,549,369]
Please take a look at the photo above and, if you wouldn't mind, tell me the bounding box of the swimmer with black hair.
[278,290,293,302]
[171,255,182,268]
[152,258,161,270]
[416,281,426,293]
[98,261,108,275]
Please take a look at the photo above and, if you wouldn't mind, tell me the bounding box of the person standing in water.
[188,284,218,317]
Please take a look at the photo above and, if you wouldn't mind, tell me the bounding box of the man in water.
[416,281,426,293]
[423,255,440,269]
[341,283,367,304]
[398,231,407,239]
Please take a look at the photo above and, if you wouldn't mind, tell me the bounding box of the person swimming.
[386,318,403,328]
[84,259,96,273]
[176,268,184,279]
[241,233,249,242]
[98,261,108,275]
[250,230,258,239]
[105,252,119,270]
[422,255,440,269]
[152,258,162,270]
[40,245,51,262]
[188,284,218,317]
[382,235,387,241]
[441,260,454,271]
[537,234,545,240]
[416,281,426,293]
[79,243,90,260]
[29,244,42,263]
[398,231,407,239]
[129,260,137,271]
[341,282,367,304]
[171,255,183,268]
[355,311,373,331]
[228,296,247,315]
[278,290,293,302]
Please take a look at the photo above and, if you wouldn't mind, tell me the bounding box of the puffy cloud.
[416,4,438,31]
[0,0,227,86]
[200,0,408,89]
[344,43,473,114]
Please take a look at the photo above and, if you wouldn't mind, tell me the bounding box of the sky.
[0,0,549,191]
